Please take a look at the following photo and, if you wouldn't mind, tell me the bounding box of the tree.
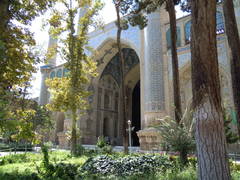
[0,84,52,145]
[46,0,102,155]
[166,0,182,124]
[0,1,57,140]
[190,0,231,179]
[0,0,56,89]
[223,0,240,138]
[113,0,130,154]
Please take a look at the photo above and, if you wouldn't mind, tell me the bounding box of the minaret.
[46,35,58,66]
[39,34,58,105]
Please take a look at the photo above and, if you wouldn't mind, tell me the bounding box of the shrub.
[78,154,173,178]
[96,136,112,154]
[157,166,197,180]
[156,117,195,165]
[230,160,240,171]
[96,136,107,149]
[0,154,28,166]
[0,169,40,180]
[37,145,79,179]
[50,162,79,179]
[75,144,85,157]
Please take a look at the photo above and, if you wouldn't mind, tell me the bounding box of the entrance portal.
[97,48,140,146]
[131,81,141,146]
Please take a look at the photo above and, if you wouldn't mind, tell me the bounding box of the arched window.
[184,20,191,44]
[166,26,181,49]
[56,69,62,78]
[216,11,225,34]
[50,71,56,79]
[63,68,70,77]
[104,91,110,109]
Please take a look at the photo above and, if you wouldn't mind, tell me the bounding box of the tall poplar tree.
[223,0,240,138]
[113,0,129,154]
[46,0,102,155]
[191,0,231,179]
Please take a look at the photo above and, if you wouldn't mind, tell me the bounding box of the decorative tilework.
[166,26,181,49]
[56,69,62,78]
[216,11,225,34]
[50,71,56,78]
[184,20,191,44]
[63,68,70,77]
[88,24,141,56]
[144,12,165,112]
[100,48,139,85]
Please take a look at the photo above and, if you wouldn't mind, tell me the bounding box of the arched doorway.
[96,47,140,146]
[132,81,141,146]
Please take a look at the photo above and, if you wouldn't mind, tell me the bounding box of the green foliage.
[157,166,197,180]
[0,151,240,180]
[156,117,195,153]
[46,0,103,113]
[0,169,40,180]
[0,84,52,145]
[45,0,103,155]
[116,0,182,30]
[230,160,240,172]
[96,136,113,154]
[37,145,80,179]
[96,136,108,148]
[0,88,19,134]
[0,0,57,88]
[0,154,28,166]
[223,109,239,144]
[0,0,55,149]
[155,116,195,165]
[75,144,86,157]
[79,155,172,178]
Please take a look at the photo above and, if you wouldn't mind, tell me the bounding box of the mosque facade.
[39,2,240,150]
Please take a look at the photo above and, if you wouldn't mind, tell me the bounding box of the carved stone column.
[143,10,166,126]
[137,10,166,151]
[39,33,57,105]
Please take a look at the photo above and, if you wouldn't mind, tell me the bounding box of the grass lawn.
[0,150,239,180]
[0,150,88,176]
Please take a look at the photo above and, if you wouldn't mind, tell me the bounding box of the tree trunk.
[191,0,231,179]
[71,109,77,156]
[0,0,10,30]
[223,0,240,138]
[115,2,128,154]
[167,0,182,124]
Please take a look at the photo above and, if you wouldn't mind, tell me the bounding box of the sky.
[30,1,188,99]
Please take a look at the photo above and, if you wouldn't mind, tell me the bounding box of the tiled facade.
[39,3,240,151]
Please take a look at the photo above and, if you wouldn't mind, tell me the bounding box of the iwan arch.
[39,3,240,150]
